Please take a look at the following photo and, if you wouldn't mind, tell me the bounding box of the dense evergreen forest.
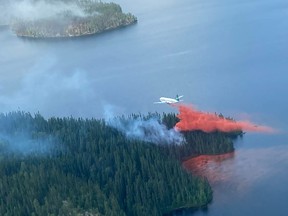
[11,0,137,38]
[0,111,241,215]
[161,113,242,159]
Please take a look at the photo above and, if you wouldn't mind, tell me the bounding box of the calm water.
[1,0,288,215]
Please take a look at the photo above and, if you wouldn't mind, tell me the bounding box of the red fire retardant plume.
[174,104,274,133]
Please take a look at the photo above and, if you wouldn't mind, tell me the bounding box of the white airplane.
[154,95,184,104]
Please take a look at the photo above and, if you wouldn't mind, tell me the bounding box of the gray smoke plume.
[0,132,55,156]
[0,112,57,156]
[0,55,97,118]
[0,0,87,25]
[14,0,86,20]
[104,105,185,145]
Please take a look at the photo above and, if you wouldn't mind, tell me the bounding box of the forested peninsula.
[0,112,242,215]
[11,0,137,38]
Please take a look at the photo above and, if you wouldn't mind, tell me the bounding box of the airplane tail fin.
[176,95,184,101]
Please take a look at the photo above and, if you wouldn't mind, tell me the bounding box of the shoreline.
[183,151,236,185]
[14,20,137,40]
[164,203,210,216]
[181,149,235,162]
[166,151,235,215]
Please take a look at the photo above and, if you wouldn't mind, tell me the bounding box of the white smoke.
[0,0,87,24]
[0,111,60,156]
[0,131,55,156]
[104,105,185,145]
[0,55,98,118]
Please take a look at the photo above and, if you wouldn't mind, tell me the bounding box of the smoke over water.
[0,0,86,24]
[174,104,274,133]
[104,105,184,145]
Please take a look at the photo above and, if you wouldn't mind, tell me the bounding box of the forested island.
[10,0,137,38]
[0,112,242,215]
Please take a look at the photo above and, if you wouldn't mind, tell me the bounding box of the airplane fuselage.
[159,97,178,104]
[154,95,183,104]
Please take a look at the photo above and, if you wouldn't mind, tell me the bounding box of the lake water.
[1,0,288,215]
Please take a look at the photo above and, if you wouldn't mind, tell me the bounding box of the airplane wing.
[177,95,184,99]
[154,101,166,104]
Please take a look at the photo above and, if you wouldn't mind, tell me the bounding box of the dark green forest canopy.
[0,112,242,215]
[10,0,137,38]
[161,112,243,159]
